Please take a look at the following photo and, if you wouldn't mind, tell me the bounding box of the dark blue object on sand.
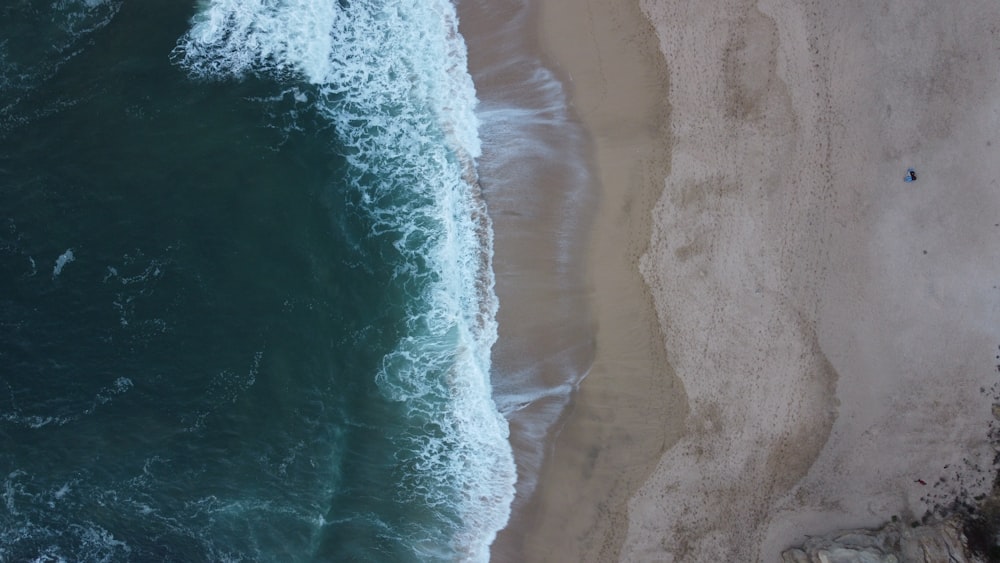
[904,167,917,182]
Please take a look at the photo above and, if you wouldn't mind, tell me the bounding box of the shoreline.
[458,0,686,559]
[481,0,687,560]
[470,0,1000,560]
[455,0,620,559]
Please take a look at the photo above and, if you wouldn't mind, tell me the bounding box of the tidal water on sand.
[0,0,515,560]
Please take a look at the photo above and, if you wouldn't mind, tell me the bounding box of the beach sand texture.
[511,0,1000,560]
[489,0,689,559]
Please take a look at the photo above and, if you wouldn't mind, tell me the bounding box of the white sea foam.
[89,376,134,411]
[52,249,75,278]
[53,483,71,500]
[175,1,515,558]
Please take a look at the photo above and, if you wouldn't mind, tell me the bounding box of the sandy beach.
[498,0,689,559]
[483,0,1000,560]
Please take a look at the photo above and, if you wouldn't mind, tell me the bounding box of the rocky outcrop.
[782,517,981,563]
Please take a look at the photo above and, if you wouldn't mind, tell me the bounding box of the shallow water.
[456,1,599,557]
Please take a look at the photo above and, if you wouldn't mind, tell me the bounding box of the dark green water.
[0,0,515,560]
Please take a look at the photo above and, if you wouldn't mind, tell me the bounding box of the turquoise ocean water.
[0,0,516,560]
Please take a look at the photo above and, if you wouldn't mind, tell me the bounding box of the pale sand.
[512,0,1000,561]
[629,0,1000,560]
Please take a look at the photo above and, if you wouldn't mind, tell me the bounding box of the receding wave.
[172,0,516,559]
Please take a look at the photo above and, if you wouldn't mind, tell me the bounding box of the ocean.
[0,0,521,560]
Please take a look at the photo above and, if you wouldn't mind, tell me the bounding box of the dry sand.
[509,0,1000,561]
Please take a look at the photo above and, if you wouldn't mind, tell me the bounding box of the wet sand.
[503,0,691,558]
[474,0,1000,560]
[464,0,690,559]
[461,0,686,559]
[515,0,694,558]
[457,0,637,559]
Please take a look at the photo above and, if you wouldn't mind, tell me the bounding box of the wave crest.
[174,0,516,559]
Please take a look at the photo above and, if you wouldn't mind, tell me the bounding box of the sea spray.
[173,0,516,559]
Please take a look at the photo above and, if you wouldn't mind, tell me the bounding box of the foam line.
[174,1,516,559]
